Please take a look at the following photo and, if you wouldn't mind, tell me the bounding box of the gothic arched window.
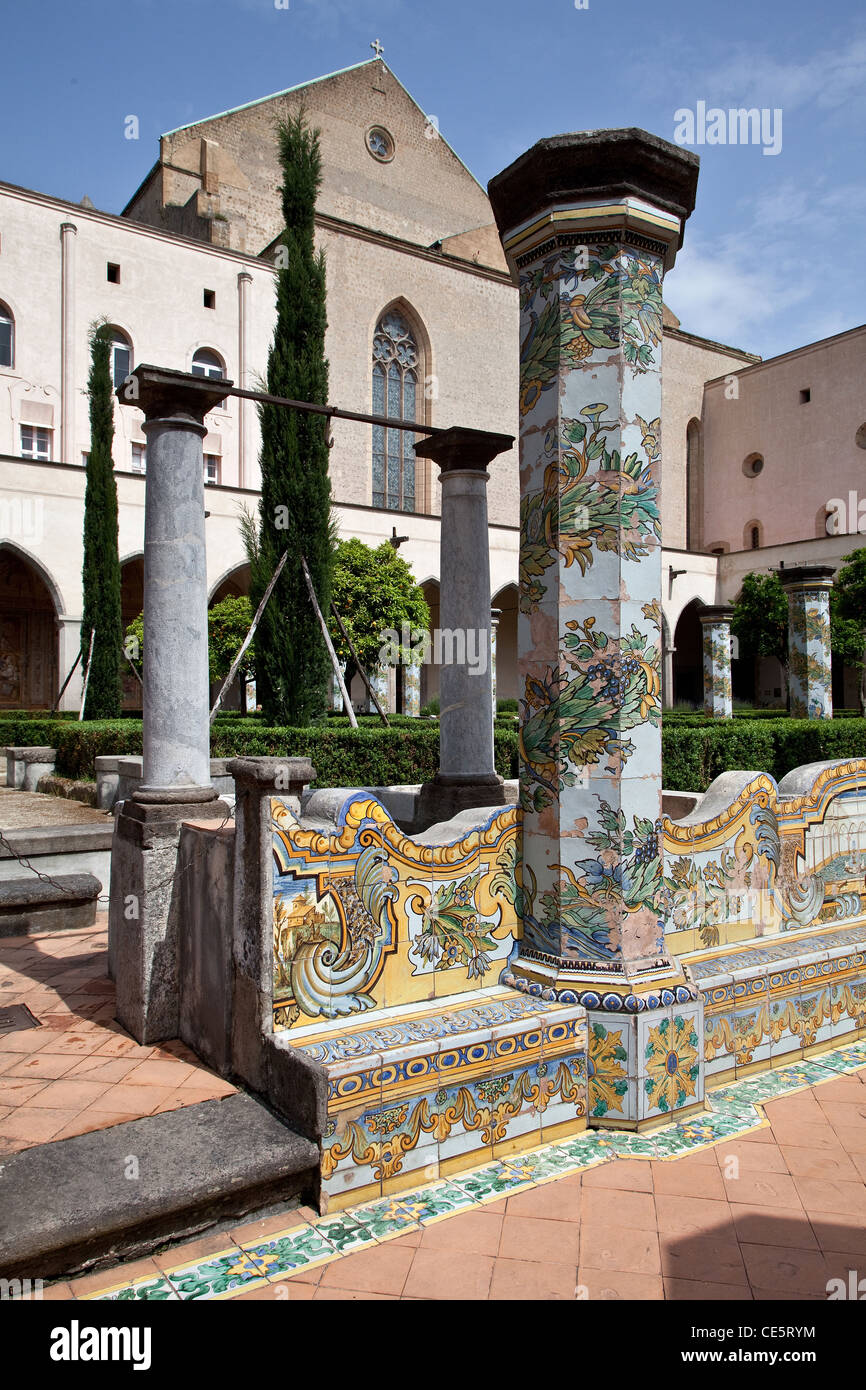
[372,309,419,512]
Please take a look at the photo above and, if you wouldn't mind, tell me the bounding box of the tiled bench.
[287,986,587,1210]
[680,922,866,1081]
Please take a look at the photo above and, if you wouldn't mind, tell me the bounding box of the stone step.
[0,1092,319,1282]
[0,871,101,936]
[283,985,588,1209]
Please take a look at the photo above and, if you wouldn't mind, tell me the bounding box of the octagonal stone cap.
[777,564,836,590]
[488,128,699,272]
[117,364,233,422]
[414,425,514,473]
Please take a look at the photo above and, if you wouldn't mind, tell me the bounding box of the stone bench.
[4,746,57,793]
[0,872,102,936]
[279,986,588,1210]
[96,756,237,810]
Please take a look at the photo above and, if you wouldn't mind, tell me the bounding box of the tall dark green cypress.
[80,324,122,718]
[253,111,332,725]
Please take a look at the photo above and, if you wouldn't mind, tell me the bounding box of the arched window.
[685,418,701,549]
[372,309,420,512]
[745,520,762,550]
[191,348,225,380]
[0,302,14,368]
[109,328,132,389]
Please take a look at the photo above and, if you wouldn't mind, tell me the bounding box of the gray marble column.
[132,366,232,802]
[415,426,512,826]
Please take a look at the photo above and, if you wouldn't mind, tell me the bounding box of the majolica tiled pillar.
[779,566,834,719]
[403,657,422,717]
[415,426,513,826]
[490,608,501,719]
[489,131,704,1126]
[699,606,734,719]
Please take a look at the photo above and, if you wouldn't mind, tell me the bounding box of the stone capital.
[414,426,513,474]
[777,564,835,592]
[698,605,735,625]
[488,128,699,274]
[117,364,233,425]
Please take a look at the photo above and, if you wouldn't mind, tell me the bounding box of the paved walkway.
[49,1038,866,1302]
[0,784,109,830]
[0,919,236,1154]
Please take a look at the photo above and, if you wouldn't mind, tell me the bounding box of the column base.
[108,797,231,1043]
[133,783,219,805]
[416,772,507,830]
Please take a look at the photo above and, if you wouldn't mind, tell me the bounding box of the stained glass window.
[372,310,418,511]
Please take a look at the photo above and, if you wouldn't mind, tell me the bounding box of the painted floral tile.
[239,1225,339,1282]
[89,1276,179,1301]
[450,1160,537,1202]
[165,1249,269,1300]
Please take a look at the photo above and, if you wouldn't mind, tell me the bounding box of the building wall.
[702,326,866,553]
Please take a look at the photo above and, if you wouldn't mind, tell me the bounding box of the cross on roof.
[370,38,384,58]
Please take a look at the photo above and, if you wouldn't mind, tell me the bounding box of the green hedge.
[663,718,866,792]
[0,716,519,786]
[5,713,864,795]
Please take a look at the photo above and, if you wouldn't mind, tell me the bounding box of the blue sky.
[2,0,863,359]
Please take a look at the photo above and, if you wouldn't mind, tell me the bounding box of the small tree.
[831,548,866,712]
[208,595,254,684]
[252,110,332,726]
[80,323,122,718]
[731,572,789,705]
[329,538,429,683]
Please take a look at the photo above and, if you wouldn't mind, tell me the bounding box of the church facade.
[0,58,863,711]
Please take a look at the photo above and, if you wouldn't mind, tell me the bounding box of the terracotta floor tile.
[84,1082,176,1115]
[720,1170,803,1210]
[722,1123,776,1144]
[740,1243,831,1297]
[714,1138,790,1174]
[497,1213,582,1265]
[171,1083,236,1105]
[1,1051,83,1081]
[812,1076,866,1103]
[0,1028,54,1055]
[504,1180,582,1221]
[659,1234,749,1286]
[0,1106,84,1145]
[63,1056,141,1084]
[319,1242,415,1295]
[728,1203,818,1250]
[50,1112,112,1142]
[0,1077,49,1107]
[779,1144,860,1181]
[577,1267,665,1300]
[664,1278,753,1301]
[849,1152,866,1181]
[313,1288,398,1299]
[794,1175,866,1216]
[764,1092,826,1123]
[653,1193,734,1239]
[93,1036,154,1059]
[766,1120,840,1151]
[234,1281,315,1300]
[578,1223,661,1275]
[651,1157,728,1200]
[402,1248,494,1300]
[581,1186,656,1231]
[383,1231,423,1248]
[832,1124,866,1155]
[42,1283,75,1301]
[808,1215,866,1254]
[581,1160,653,1191]
[26,1078,113,1111]
[38,1033,101,1056]
[418,1209,503,1256]
[490,1257,578,1300]
[819,1100,866,1129]
[122,1059,196,1087]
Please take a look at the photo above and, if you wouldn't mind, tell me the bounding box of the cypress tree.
[80,323,122,718]
[252,110,333,725]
